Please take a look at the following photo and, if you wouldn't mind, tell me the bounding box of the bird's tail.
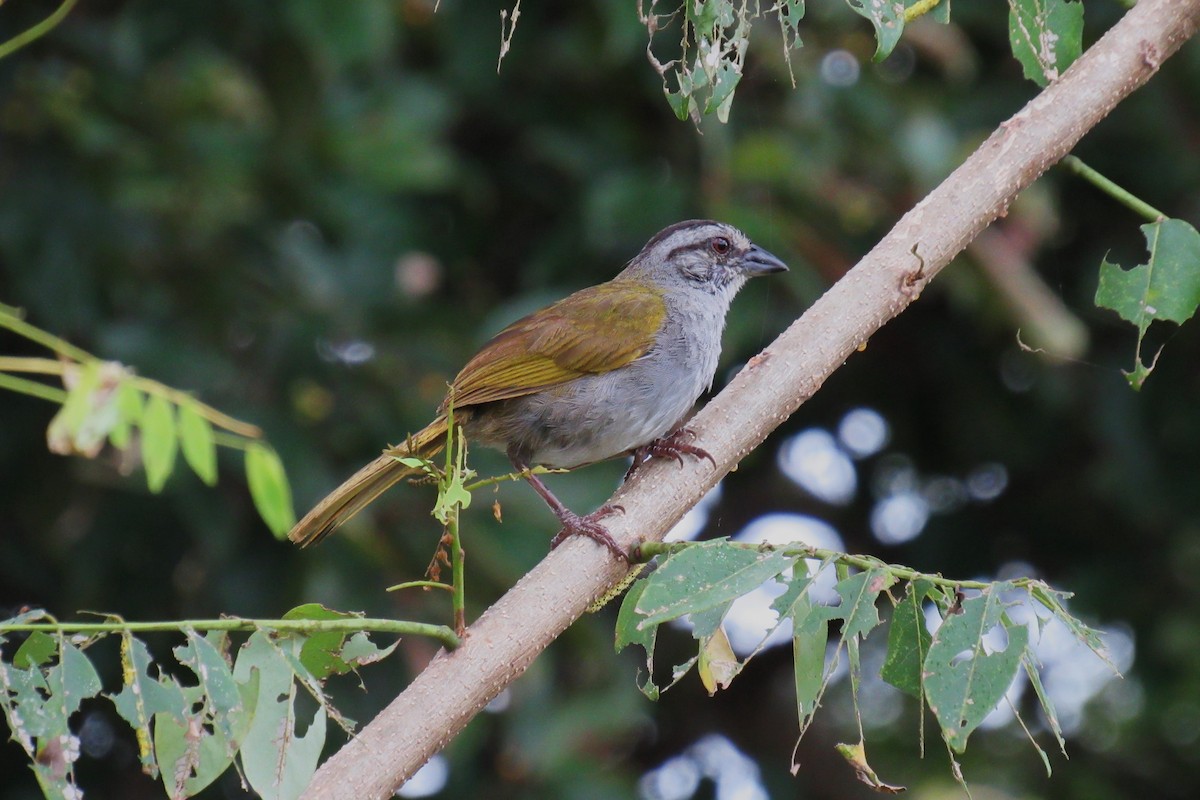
[287,418,449,547]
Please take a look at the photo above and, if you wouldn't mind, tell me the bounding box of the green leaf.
[246,442,296,537]
[771,560,821,619]
[13,631,57,669]
[281,604,398,680]
[616,578,654,654]
[1030,584,1112,667]
[154,683,244,799]
[635,540,794,628]
[924,583,1029,752]
[162,634,253,784]
[1022,646,1066,762]
[393,455,428,470]
[337,632,400,671]
[615,578,661,700]
[1008,0,1084,87]
[704,63,742,118]
[177,400,218,486]
[846,0,906,61]
[826,567,896,641]
[109,380,145,449]
[107,634,190,777]
[0,652,49,750]
[48,639,103,721]
[664,88,691,121]
[688,600,734,640]
[686,0,730,36]
[141,393,178,492]
[1096,219,1200,388]
[881,579,935,698]
[792,594,829,733]
[234,631,327,800]
[774,0,806,50]
[432,471,471,524]
[175,631,245,750]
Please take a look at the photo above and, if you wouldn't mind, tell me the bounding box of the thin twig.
[0,0,79,60]
[0,308,264,438]
[0,616,461,650]
[0,372,68,403]
[1060,154,1166,222]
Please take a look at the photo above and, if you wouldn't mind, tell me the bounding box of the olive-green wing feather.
[444,280,666,409]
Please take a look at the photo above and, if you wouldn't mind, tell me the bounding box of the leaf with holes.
[846,0,907,61]
[636,540,794,628]
[282,604,399,681]
[107,634,190,777]
[174,631,244,751]
[924,583,1029,752]
[616,578,661,699]
[826,567,896,641]
[1008,0,1083,86]
[1096,218,1200,388]
[0,637,102,800]
[154,679,253,799]
[234,630,327,800]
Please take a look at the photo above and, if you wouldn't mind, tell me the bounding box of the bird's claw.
[550,504,629,561]
[625,427,715,480]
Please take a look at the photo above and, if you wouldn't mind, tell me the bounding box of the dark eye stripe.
[664,241,714,263]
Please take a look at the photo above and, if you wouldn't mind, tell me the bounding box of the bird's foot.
[625,427,716,481]
[549,504,629,561]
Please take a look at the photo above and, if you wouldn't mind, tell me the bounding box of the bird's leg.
[624,426,716,481]
[516,463,629,562]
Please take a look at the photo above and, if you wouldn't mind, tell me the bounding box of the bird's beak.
[741,244,789,276]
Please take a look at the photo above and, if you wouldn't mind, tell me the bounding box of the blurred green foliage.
[3,2,1200,799]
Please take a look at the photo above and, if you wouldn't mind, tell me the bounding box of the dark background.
[3,2,1200,798]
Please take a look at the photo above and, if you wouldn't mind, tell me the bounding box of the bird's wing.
[444,280,667,409]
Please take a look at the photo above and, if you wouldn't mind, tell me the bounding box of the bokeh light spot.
[397,755,448,798]
[778,429,856,505]
[837,407,890,458]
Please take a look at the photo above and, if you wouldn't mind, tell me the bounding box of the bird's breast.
[468,295,728,469]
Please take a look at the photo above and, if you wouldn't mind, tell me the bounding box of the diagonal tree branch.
[303,2,1200,797]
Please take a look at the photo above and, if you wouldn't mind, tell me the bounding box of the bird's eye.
[710,236,731,255]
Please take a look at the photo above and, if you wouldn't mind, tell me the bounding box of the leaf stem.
[131,377,263,438]
[0,307,263,438]
[1060,155,1166,223]
[0,616,460,649]
[0,305,93,362]
[447,419,468,636]
[0,356,66,375]
[0,371,68,403]
[463,464,565,492]
[386,580,455,593]
[0,0,78,59]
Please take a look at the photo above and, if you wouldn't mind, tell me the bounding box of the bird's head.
[620,219,788,298]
